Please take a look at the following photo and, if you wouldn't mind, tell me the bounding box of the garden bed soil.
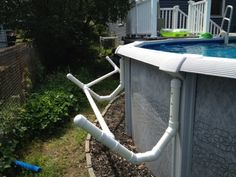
[90,94,155,177]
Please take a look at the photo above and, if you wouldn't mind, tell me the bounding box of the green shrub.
[22,90,77,136]
[0,71,88,175]
[0,108,26,174]
[0,90,79,175]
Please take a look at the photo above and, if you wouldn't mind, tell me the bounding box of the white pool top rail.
[115,38,236,79]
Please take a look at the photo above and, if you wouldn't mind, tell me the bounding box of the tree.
[0,0,130,70]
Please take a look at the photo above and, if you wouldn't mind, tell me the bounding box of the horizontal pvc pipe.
[88,84,123,101]
[74,79,181,164]
[86,69,119,88]
[15,160,42,172]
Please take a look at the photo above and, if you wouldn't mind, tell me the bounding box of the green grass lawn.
[18,110,96,177]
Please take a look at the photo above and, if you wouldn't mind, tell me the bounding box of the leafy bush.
[0,108,26,175]
[22,90,77,136]
[0,71,88,175]
[0,89,76,175]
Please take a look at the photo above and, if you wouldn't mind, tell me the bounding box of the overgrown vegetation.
[0,57,119,176]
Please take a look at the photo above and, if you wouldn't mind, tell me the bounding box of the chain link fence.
[0,44,35,111]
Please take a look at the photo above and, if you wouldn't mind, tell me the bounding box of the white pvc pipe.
[67,56,124,138]
[120,58,124,86]
[83,88,114,138]
[67,73,84,89]
[150,0,157,37]
[74,79,181,164]
[87,58,124,102]
[106,56,120,71]
[67,57,124,102]
[86,69,119,88]
[88,84,123,101]
[66,74,114,137]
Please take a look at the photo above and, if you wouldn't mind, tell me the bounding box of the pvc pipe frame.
[74,79,182,164]
[67,56,124,137]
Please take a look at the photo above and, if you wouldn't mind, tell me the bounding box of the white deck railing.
[160,6,188,29]
[127,0,227,38]
[126,0,157,37]
[187,0,212,34]
[160,1,221,36]
[209,20,222,37]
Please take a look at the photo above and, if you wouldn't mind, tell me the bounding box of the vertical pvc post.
[150,0,158,37]
[173,6,179,29]
[203,0,211,33]
[187,1,194,33]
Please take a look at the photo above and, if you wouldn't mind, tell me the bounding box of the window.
[211,0,225,17]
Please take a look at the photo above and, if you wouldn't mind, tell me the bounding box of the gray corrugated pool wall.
[124,57,236,177]
[130,59,172,177]
[191,75,236,177]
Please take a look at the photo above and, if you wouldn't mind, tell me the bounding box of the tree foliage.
[0,0,130,70]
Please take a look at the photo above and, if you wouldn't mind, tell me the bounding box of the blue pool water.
[142,41,236,59]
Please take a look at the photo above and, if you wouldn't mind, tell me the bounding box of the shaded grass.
[19,154,62,177]
[17,104,107,177]
[18,120,88,177]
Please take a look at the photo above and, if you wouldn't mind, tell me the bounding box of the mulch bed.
[90,94,155,177]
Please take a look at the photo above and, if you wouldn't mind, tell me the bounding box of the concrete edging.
[85,92,125,177]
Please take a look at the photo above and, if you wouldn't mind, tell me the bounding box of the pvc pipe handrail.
[74,79,181,164]
[67,56,124,137]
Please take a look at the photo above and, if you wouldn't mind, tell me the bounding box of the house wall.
[159,0,236,32]
[159,0,189,15]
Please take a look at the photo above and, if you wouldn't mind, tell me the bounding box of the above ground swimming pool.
[142,40,236,59]
[115,37,236,177]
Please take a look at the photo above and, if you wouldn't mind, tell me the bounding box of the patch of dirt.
[90,95,155,177]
